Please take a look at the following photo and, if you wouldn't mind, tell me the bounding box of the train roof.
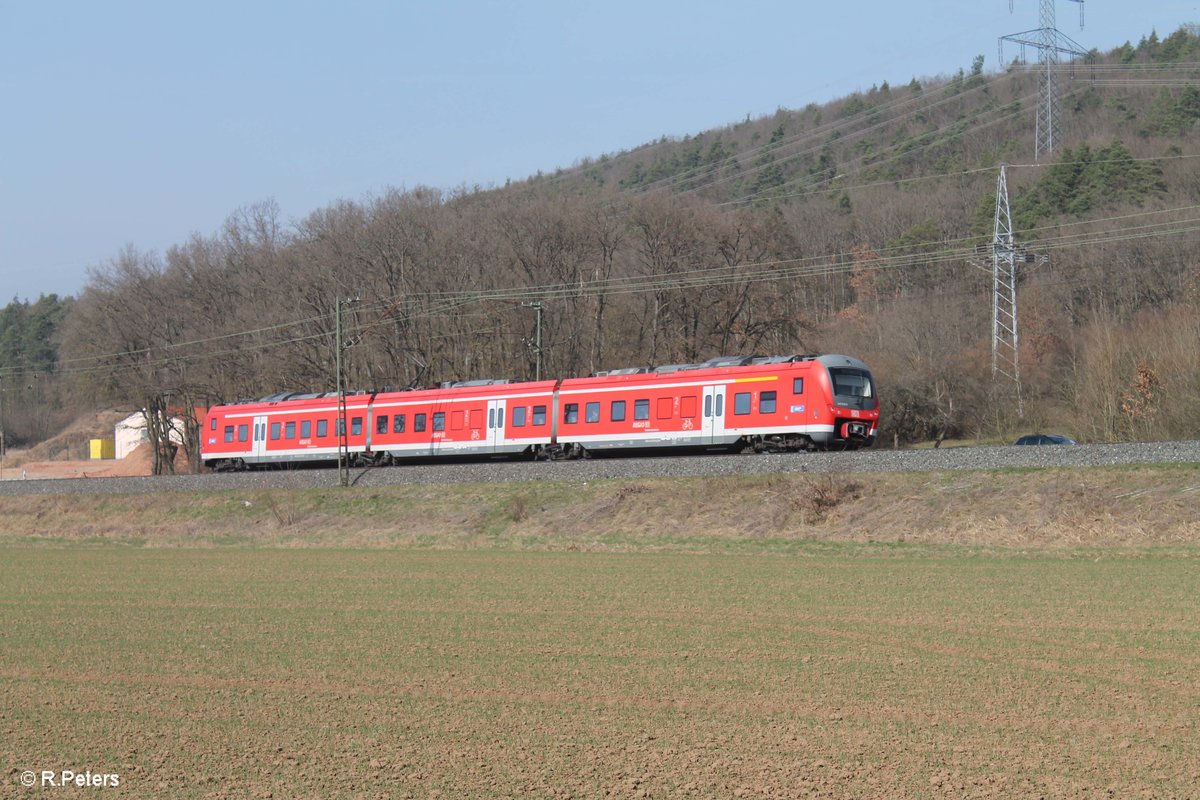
[814,354,872,371]
[594,353,820,377]
[210,353,870,411]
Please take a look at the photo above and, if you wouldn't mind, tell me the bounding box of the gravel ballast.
[1,440,1197,497]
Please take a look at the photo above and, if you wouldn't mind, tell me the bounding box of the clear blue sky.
[2,1,1194,302]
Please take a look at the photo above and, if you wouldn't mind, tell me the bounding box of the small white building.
[114,411,185,460]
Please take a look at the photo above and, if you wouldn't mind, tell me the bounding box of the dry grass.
[0,465,1197,552]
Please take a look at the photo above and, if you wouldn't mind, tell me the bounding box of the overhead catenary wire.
[16,201,1200,382]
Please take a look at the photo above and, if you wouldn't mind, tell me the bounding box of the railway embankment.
[1,458,1196,552]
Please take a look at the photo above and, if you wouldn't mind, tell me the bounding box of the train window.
[716,395,723,416]
[563,403,578,424]
[488,408,495,429]
[512,407,526,427]
[317,419,328,437]
[681,396,697,418]
[301,420,311,438]
[734,392,751,415]
[532,405,547,426]
[394,414,406,433]
[337,418,345,436]
[611,400,626,421]
[496,408,503,429]
[761,391,777,414]
[634,399,650,420]
[238,424,249,442]
[704,395,712,417]
[830,369,875,404]
[793,377,804,394]
[351,417,363,436]
[285,421,296,439]
[585,402,600,423]
[657,398,673,419]
[210,418,217,431]
[224,425,234,443]
[433,412,445,431]
[415,413,427,432]
[377,415,389,434]
[270,422,281,440]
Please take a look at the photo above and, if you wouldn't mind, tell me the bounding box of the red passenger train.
[200,354,878,470]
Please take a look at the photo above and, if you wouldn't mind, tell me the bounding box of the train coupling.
[840,421,870,440]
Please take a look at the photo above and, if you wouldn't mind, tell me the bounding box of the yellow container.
[89,439,115,460]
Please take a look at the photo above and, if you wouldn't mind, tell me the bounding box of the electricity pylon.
[990,165,1020,404]
[970,165,1045,419]
[1000,0,1088,160]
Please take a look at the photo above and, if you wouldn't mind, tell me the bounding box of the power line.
[718,97,1035,207]
[674,81,1013,201]
[17,201,1200,382]
[15,51,1200,382]
[646,54,1196,206]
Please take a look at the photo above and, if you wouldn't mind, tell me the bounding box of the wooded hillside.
[7,28,1200,466]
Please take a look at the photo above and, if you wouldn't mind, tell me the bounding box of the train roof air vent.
[701,355,764,368]
[592,367,652,377]
[751,354,815,364]
[439,379,511,389]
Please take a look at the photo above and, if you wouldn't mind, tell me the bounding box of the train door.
[487,399,506,451]
[701,385,726,443]
[428,404,444,457]
[252,415,268,460]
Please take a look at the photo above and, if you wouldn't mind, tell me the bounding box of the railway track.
[1,441,1197,497]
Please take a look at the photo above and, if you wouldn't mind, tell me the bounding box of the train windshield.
[829,368,876,410]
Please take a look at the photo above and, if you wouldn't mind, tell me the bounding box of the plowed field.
[4,546,1198,798]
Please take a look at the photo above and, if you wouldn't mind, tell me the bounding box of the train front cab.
[811,354,878,449]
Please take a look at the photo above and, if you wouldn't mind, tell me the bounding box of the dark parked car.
[1014,434,1077,445]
